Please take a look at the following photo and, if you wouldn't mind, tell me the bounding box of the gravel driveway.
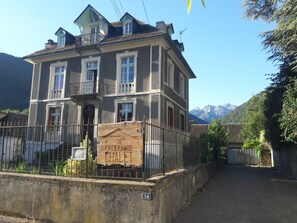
[177,165,297,223]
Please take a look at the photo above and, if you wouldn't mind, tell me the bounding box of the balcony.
[69,81,104,100]
[50,89,63,99]
[75,32,105,47]
[119,83,135,94]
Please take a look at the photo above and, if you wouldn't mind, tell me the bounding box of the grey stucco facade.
[25,5,195,139]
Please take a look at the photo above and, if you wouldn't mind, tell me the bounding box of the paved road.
[177,165,297,223]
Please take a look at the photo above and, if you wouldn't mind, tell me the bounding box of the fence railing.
[0,122,207,180]
[75,32,105,47]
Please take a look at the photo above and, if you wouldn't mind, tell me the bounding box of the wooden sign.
[97,121,143,166]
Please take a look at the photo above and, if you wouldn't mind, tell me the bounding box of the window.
[123,20,133,35]
[116,51,137,94]
[180,74,185,98]
[180,112,185,131]
[47,107,61,131]
[49,62,66,99]
[57,35,65,47]
[85,61,97,94]
[90,26,100,44]
[167,59,174,88]
[80,57,100,95]
[117,103,133,122]
[167,105,174,130]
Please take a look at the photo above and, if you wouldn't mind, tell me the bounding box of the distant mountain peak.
[189,103,237,124]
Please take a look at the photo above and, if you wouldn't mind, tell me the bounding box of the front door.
[83,105,95,140]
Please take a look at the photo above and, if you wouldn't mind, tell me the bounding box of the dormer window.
[57,35,65,47]
[123,18,133,35]
[55,28,66,48]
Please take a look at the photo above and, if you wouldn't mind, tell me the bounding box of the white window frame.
[167,102,174,130]
[45,103,64,132]
[48,61,67,100]
[114,98,136,123]
[81,57,100,82]
[57,35,65,47]
[116,51,138,95]
[167,58,174,88]
[80,57,100,94]
[123,18,133,35]
[180,73,185,99]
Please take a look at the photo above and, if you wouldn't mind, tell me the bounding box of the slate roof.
[0,112,28,124]
[190,124,245,144]
[23,6,196,78]
[23,23,164,60]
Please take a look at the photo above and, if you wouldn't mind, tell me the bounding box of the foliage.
[243,138,264,158]
[243,0,297,70]
[244,1,297,146]
[15,162,26,172]
[0,109,29,115]
[50,161,67,176]
[220,102,248,124]
[220,92,267,125]
[264,61,297,147]
[63,137,96,176]
[279,78,297,143]
[202,119,229,160]
[240,93,266,142]
[29,166,40,175]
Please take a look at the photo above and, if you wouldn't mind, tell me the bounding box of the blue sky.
[0,0,277,110]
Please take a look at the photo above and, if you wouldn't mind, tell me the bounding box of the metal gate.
[228,149,260,165]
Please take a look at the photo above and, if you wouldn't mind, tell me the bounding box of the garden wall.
[0,163,216,223]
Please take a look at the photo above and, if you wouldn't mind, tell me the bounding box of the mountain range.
[190,103,237,124]
[0,53,32,110]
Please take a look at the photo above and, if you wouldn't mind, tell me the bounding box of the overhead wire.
[141,0,150,24]
[118,0,125,14]
[111,0,121,19]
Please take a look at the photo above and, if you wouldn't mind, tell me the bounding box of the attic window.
[57,35,65,47]
[123,19,133,35]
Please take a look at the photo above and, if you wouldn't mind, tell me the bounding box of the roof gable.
[55,27,74,38]
[74,4,110,29]
[120,13,135,23]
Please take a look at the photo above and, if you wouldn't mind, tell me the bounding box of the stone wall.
[0,163,216,223]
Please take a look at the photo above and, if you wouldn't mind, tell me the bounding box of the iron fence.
[0,121,207,180]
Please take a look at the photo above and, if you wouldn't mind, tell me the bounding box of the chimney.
[156,21,174,37]
[45,39,56,49]
[173,40,185,53]
[156,21,167,32]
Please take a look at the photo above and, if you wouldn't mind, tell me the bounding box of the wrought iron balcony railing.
[75,32,105,47]
[69,81,104,97]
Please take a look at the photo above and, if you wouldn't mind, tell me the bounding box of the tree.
[240,93,267,156]
[205,119,229,160]
[243,0,297,147]
[264,60,297,147]
[240,93,266,142]
[279,78,297,143]
[244,0,297,70]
